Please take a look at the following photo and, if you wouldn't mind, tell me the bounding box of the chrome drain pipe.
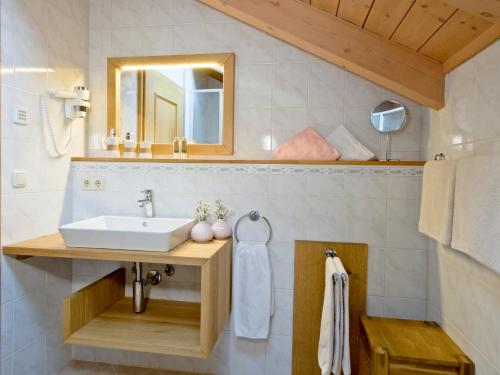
[133,262,146,313]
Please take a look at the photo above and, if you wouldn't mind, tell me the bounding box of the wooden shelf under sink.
[63,265,231,358]
[5,235,232,357]
[66,295,204,357]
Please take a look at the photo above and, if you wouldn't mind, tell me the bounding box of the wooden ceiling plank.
[337,0,375,27]
[311,0,340,15]
[364,0,416,39]
[198,0,445,109]
[442,0,500,24]
[443,23,500,73]
[391,0,457,50]
[420,10,494,62]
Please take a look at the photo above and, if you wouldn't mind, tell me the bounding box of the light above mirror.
[121,63,223,71]
[108,53,235,156]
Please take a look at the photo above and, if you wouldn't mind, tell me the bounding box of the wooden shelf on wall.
[71,157,426,167]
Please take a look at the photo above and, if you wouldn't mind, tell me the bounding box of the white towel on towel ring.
[233,241,274,339]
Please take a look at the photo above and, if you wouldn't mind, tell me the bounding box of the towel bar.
[325,248,337,258]
[234,210,272,246]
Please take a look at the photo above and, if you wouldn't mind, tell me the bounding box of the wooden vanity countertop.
[3,233,231,266]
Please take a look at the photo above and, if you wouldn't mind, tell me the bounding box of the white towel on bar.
[334,258,351,375]
[233,241,274,339]
[419,160,458,245]
[451,155,500,275]
[318,258,341,375]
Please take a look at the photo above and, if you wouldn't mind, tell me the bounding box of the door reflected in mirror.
[121,66,224,145]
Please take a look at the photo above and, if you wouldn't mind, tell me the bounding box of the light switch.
[13,105,29,125]
[12,170,27,188]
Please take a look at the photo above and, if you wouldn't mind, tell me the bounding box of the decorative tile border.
[72,161,423,176]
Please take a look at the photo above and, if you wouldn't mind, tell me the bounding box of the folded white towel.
[318,258,341,375]
[233,241,273,339]
[419,160,457,245]
[451,155,500,275]
[326,125,375,161]
[334,258,351,375]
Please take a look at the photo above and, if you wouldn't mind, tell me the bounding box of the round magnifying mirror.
[370,100,407,161]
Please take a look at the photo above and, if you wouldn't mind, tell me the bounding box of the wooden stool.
[358,316,474,375]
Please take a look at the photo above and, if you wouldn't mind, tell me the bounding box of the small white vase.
[212,219,232,240]
[191,221,214,242]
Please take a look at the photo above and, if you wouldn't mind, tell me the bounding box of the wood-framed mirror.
[107,53,235,156]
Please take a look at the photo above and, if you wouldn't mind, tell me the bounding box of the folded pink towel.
[274,127,341,160]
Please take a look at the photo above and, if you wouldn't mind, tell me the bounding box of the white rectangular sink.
[59,216,196,252]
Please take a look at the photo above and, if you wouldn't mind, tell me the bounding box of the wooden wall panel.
[364,0,415,39]
[337,0,374,26]
[420,10,493,61]
[391,0,457,50]
[312,0,340,15]
[292,241,368,375]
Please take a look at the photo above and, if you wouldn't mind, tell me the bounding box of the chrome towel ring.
[234,210,273,246]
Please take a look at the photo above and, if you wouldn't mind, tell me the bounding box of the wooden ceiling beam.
[199,0,445,109]
[442,0,500,24]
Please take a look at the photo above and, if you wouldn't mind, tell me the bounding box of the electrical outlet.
[81,177,106,191]
[94,178,105,191]
[82,177,93,191]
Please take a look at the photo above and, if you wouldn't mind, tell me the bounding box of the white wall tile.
[367,248,385,297]
[265,335,292,375]
[270,289,293,336]
[230,336,267,375]
[366,295,384,317]
[383,297,426,320]
[385,249,427,299]
[346,198,386,248]
[12,337,45,375]
[386,199,428,250]
[270,243,294,290]
[237,64,273,109]
[1,302,14,359]
[272,63,308,107]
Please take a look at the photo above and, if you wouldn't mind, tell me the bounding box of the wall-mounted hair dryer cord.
[40,93,73,157]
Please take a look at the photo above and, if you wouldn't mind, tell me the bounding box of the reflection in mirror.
[120,66,224,145]
[370,100,407,161]
[370,100,407,133]
[108,53,234,156]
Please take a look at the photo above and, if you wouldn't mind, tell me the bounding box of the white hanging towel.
[318,258,341,375]
[419,160,457,245]
[233,241,274,339]
[334,258,351,375]
[451,155,500,275]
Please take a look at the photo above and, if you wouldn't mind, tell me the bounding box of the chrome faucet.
[137,189,154,217]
